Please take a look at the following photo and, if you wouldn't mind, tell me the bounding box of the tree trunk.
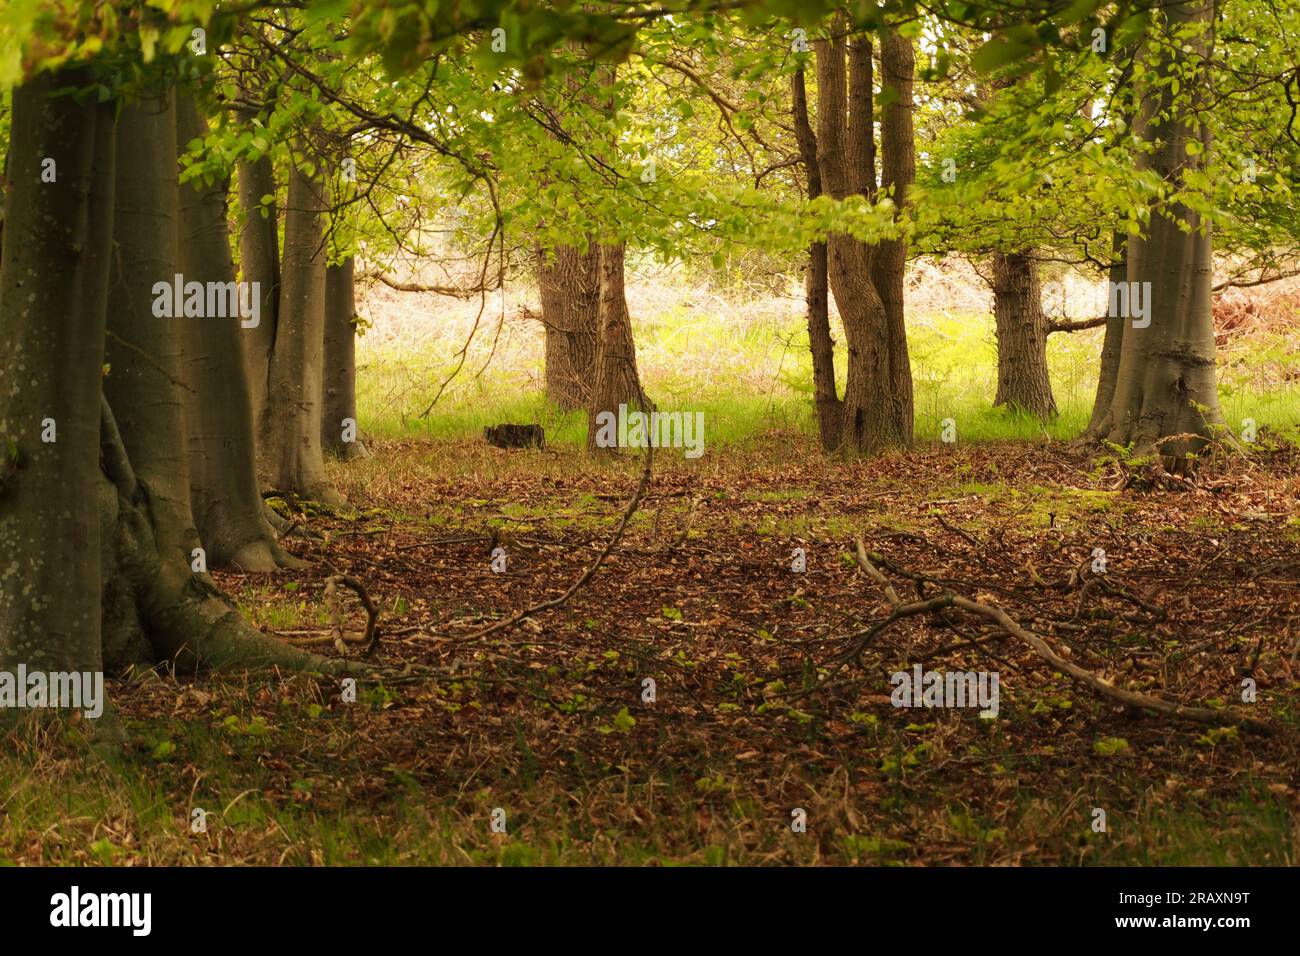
[792,67,841,451]
[1086,233,1130,436]
[102,93,201,578]
[237,152,281,435]
[322,256,369,459]
[991,251,1057,418]
[1091,0,1224,460]
[2,79,353,731]
[266,151,343,504]
[101,102,332,677]
[100,103,343,678]
[870,28,916,446]
[814,28,914,455]
[537,243,600,410]
[586,242,647,452]
[99,399,331,677]
[176,96,303,571]
[0,69,116,683]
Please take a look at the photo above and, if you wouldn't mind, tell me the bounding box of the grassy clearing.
[354,265,1300,448]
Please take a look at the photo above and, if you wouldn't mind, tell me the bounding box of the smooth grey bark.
[1086,233,1130,436]
[102,93,201,582]
[1092,0,1225,459]
[266,151,343,503]
[98,93,217,666]
[99,402,334,677]
[991,251,1057,418]
[0,69,116,682]
[237,152,281,434]
[176,96,304,570]
[98,95,321,674]
[2,80,352,732]
[322,256,369,459]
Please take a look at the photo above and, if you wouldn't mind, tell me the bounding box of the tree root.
[101,471,375,680]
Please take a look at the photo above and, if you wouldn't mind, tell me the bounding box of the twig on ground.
[852,538,1275,735]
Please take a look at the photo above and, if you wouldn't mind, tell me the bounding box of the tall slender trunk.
[1086,233,1130,436]
[870,28,916,446]
[322,256,369,459]
[266,151,343,504]
[792,67,841,451]
[103,93,200,573]
[237,152,281,434]
[176,96,302,570]
[586,242,646,452]
[991,251,1057,418]
[1092,0,1224,460]
[0,69,116,681]
[537,243,600,410]
[99,93,243,668]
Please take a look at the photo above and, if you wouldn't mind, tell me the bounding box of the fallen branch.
[311,573,381,658]
[853,538,1275,735]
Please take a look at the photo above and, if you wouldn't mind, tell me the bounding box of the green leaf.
[151,740,176,761]
[612,706,636,733]
[971,38,1032,76]
[1093,737,1130,757]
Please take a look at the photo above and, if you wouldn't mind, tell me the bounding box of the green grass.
[1092,791,1296,866]
[356,305,1300,448]
[5,691,1292,866]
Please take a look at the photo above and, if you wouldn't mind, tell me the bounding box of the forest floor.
[4,434,1298,865]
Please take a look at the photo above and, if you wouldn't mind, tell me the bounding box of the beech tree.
[791,65,839,451]
[0,0,670,727]
[323,255,370,459]
[178,96,302,570]
[0,0,766,716]
[1,70,316,725]
[1087,0,1223,457]
[911,30,1128,424]
[990,251,1057,419]
[271,143,343,501]
[0,67,116,684]
[1087,0,1298,457]
[237,149,282,435]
